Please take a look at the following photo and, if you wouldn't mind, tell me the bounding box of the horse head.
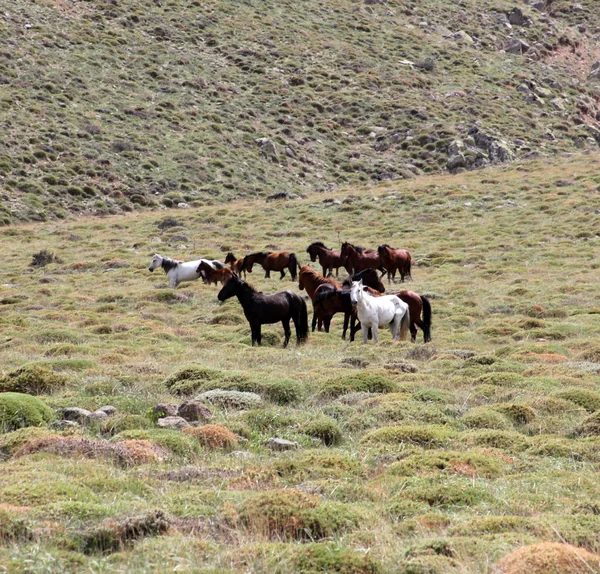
[217,274,240,302]
[349,279,364,306]
[148,254,163,272]
[224,252,236,265]
[306,244,317,262]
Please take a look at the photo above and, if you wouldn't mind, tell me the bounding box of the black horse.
[217,275,309,347]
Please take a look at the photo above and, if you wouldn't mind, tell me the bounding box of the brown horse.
[243,251,298,281]
[196,261,233,286]
[298,265,340,332]
[377,244,412,283]
[390,290,431,343]
[340,242,382,274]
[306,242,346,277]
[224,252,246,279]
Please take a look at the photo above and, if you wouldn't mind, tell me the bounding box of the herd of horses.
[148,241,431,347]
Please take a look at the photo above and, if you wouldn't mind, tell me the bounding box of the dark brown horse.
[391,290,431,343]
[377,244,412,283]
[243,251,298,281]
[340,242,382,274]
[196,261,233,286]
[306,242,346,277]
[298,265,340,332]
[313,269,386,339]
[217,275,308,347]
[224,252,246,279]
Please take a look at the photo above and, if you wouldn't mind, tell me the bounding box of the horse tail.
[400,306,411,341]
[421,295,432,343]
[291,293,309,344]
[289,253,298,281]
[406,257,412,281]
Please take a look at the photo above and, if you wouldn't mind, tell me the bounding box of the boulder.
[507,7,527,25]
[588,61,600,80]
[49,420,80,430]
[264,437,299,451]
[60,407,92,424]
[255,137,279,161]
[453,30,474,44]
[177,400,213,423]
[504,39,530,54]
[157,416,190,430]
[153,403,178,418]
[96,405,117,416]
[88,410,109,423]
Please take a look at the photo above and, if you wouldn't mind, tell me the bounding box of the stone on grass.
[177,400,212,423]
[49,420,80,430]
[89,411,109,424]
[265,438,299,451]
[60,407,92,424]
[157,416,189,430]
[152,403,178,418]
[97,405,117,416]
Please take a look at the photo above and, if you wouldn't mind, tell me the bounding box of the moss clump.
[183,425,238,450]
[492,403,536,425]
[272,453,362,481]
[475,372,525,387]
[408,480,492,509]
[235,489,361,540]
[319,372,397,398]
[553,388,600,412]
[111,429,200,459]
[495,542,600,574]
[0,365,69,395]
[289,543,381,574]
[0,426,56,456]
[100,414,155,437]
[449,515,534,536]
[460,429,530,452]
[411,388,453,403]
[574,411,600,437]
[196,389,263,409]
[462,407,513,430]
[79,510,170,554]
[534,397,578,415]
[300,416,342,446]
[361,425,456,448]
[163,366,246,395]
[0,393,54,431]
[0,506,34,543]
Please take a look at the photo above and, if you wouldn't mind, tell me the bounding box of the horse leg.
[362,324,369,344]
[312,311,318,332]
[324,315,332,333]
[372,324,379,344]
[265,269,270,278]
[342,312,349,340]
[280,270,286,280]
[410,321,418,343]
[281,318,291,348]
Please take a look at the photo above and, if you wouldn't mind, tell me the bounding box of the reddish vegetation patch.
[14,436,165,466]
[496,542,600,574]
[183,425,238,450]
[519,352,569,363]
[481,449,515,464]
[450,461,477,477]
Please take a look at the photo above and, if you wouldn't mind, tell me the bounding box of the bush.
[272,453,362,481]
[361,425,456,448]
[300,416,342,446]
[462,407,513,430]
[319,372,397,398]
[79,510,170,554]
[288,543,381,574]
[183,425,238,450]
[0,365,69,395]
[196,389,263,409]
[460,429,530,452]
[408,480,492,509]
[163,366,247,395]
[0,392,55,431]
[475,372,525,387]
[492,403,536,425]
[554,388,600,412]
[574,411,600,437]
[100,414,155,437]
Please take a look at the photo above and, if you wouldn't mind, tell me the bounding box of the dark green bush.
[0,392,55,431]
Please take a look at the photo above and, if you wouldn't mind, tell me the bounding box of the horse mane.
[160,256,179,272]
[308,241,331,251]
[378,244,395,251]
[249,251,271,258]
[239,279,260,293]
[301,266,337,286]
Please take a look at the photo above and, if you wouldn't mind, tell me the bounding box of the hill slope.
[1,0,600,222]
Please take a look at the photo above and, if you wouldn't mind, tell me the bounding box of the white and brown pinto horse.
[148,253,224,288]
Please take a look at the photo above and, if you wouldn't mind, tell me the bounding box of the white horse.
[350,279,410,344]
[148,253,224,289]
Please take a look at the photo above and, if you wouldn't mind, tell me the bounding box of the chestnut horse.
[340,242,382,274]
[306,242,346,277]
[224,252,246,279]
[196,261,233,286]
[298,265,340,332]
[390,290,432,343]
[243,251,298,281]
[377,244,412,283]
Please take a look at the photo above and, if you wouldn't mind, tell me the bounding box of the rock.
[504,39,530,54]
[177,400,213,423]
[266,191,300,202]
[507,7,527,25]
[447,153,467,171]
[39,277,59,284]
[60,407,92,423]
[157,416,189,430]
[177,202,190,209]
[97,405,117,416]
[588,62,600,80]
[550,98,565,110]
[88,410,109,423]
[153,403,178,418]
[531,2,546,12]
[264,438,299,451]
[453,30,474,44]
[255,137,278,161]
[49,420,80,430]
[168,235,189,244]
[448,139,466,157]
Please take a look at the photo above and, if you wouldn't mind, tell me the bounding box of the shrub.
[460,430,530,452]
[408,480,492,509]
[79,510,170,554]
[288,543,381,574]
[462,407,513,430]
[0,365,69,395]
[196,389,263,409]
[0,393,54,431]
[553,388,600,412]
[319,372,397,398]
[361,425,456,448]
[492,403,536,425]
[100,414,155,437]
[475,372,525,386]
[300,416,342,446]
[272,453,362,480]
[235,489,361,540]
[411,388,453,403]
[183,425,238,450]
[574,411,600,437]
[163,366,246,395]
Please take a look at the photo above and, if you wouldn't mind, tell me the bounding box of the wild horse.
[306,242,346,277]
[340,242,382,274]
[377,244,412,283]
[217,275,308,347]
[243,251,298,281]
[298,265,339,332]
[224,252,246,279]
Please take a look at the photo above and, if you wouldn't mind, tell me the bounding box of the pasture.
[1,152,600,573]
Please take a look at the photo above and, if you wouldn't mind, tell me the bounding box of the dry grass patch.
[183,425,238,450]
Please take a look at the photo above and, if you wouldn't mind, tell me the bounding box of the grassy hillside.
[1,0,600,223]
[0,152,599,572]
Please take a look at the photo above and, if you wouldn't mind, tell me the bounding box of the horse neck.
[235,283,257,308]
[355,289,373,312]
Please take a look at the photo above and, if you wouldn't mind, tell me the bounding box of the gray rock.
[97,405,117,416]
[504,39,530,54]
[588,62,600,80]
[266,191,300,202]
[168,235,189,244]
[49,420,80,430]
[453,30,474,44]
[508,7,527,25]
[255,137,278,161]
[157,416,190,430]
[60,407,92,423]
[177,400,213,423]
[531,2,546,12]
[177,202,190,209]
[264,438,299,451]
[153,403,178,418]
[447,153,467,171]
[89,410,109,423]
[196,390,264,409]
[448,139,465,157]
[550,98,565,110]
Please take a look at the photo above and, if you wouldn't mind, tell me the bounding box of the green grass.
[1,151,600,571]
